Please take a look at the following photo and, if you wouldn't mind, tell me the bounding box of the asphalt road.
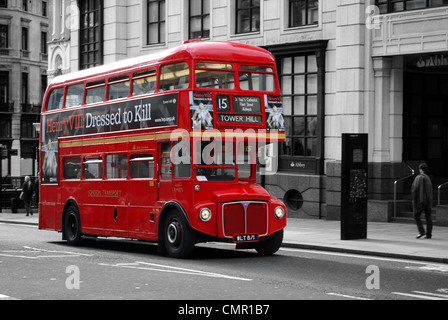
[1,222,448,303]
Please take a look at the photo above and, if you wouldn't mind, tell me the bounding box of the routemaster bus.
[39,40,287,258]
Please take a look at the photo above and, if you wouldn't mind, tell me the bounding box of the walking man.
[411,163,434,239]
[22,176,34,217]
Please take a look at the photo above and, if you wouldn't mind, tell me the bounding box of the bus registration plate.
[233,234,258,243]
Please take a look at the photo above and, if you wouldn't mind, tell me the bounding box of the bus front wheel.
[255,229,284,255]
[163,210,196,258]
[63,206,83,246]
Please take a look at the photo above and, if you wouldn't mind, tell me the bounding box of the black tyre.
[163,210,196,258]
[63,206,83,246]
[255,229,284,255]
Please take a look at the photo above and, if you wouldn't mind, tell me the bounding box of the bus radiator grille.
[222,202,268,238]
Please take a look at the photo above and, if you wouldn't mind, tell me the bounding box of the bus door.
[158,142,173,202]
[103,153,128,237]
[128,143,158,239]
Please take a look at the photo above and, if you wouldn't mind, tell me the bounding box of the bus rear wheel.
[63,206,83,246]
[163,211,196,258]
[255,229,283,256]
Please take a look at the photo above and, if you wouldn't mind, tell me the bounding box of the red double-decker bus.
[39,40,287,258]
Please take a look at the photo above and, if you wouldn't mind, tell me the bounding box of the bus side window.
[108,75,130,100]
[86,80,106,105]
[130,154,154,179]
[47,88,64,111]
[83,157,103,180]
[132,69,156,96]
[160,63,190,91]
[66,84,84,108]
[63,157,81,180]
[173,141,191,178]
[106,154,128,179]
[160,143,172,178]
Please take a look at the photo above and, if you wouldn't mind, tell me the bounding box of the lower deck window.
[63,157,81,180]
[130,154,154,179]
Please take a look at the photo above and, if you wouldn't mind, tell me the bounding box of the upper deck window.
[132,69,157,96]
[239,65,276,92]
[66,84,84,108]
[195,62,235,89]
[108,75,130,101]
[160,62,190,91]
[47,88,64,111]
[86,80,106,105]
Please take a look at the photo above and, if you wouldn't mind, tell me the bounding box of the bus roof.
[50,40,276,87]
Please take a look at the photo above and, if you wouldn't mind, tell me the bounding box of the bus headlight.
[200,208,212,222]
[274,206,285,220]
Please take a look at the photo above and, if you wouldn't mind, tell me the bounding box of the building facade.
[0,0,49,179]
[47,0,448,221]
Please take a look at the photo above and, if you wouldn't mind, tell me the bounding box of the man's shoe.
[425,235,432,239]
[416,233,425,239]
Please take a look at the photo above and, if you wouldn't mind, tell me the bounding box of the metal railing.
[437,181,448,206]
[393,163,415,219]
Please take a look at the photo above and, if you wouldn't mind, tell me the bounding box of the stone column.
[372,56,392,163]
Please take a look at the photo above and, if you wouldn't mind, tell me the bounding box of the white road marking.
[99,261,253,282]
[0,223,36,228]
[0,246,93,259]
[392,292,448,300]
[405,265,448,273]
[0,294,17,300]
[280,247,447,267]
[327,293,372,300]
[413,291,448,299]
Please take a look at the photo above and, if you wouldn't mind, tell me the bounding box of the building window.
[147,0,166,45]
[0,116,11,139]
[22,27,28,51]
[0,71,9,105]
[0,0,7,8]
[235,0,260,34]
[21,73,29,106]
[0,25,8,56]
[21,115,39,139]
[79,0,104,70]
[22,0,28,11]
[266,40,327,174]
[279,54,318,159]
[41,75,47,103]
[42,1,47,16]
[289,0,319,27]
[41,32,47,54]
[376,0,448,13]
[189,0,210,39]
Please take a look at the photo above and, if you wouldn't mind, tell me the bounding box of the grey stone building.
[47,0,448,222]
[0,0,49,179]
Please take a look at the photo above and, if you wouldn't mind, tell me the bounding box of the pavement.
[1,211,447,264]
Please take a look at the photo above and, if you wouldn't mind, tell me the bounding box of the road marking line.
[392,292,448,300]
[0,294,17,300]
[405,265,448,273]
[327,293,372,300]
[280,248,447,267]
[99,261,253,282]
[0,247,93,259]
[413,291,448,299]
[23,246,94,257]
